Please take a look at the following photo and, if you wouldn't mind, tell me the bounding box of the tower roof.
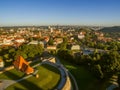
[13,56,34,74]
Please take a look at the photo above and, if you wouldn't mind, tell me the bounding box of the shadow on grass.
[2,70,24,80]
[6,64,60,90]
[14,78,42,90]
[41,64,60,75]
[60,59,99,90]
[41,64,61,89]
[5,72,42,90]
[12,86,23,90]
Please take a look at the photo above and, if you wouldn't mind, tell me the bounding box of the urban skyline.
[0,0,120,26]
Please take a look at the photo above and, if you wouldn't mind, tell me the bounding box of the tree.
[91,64,104,79]
[15,44,43,60]
[29,37,33,42]
[100,51,120,77]
[9,48,15,53]
[58,37,68,50]
[3,54,9,60]
[8,48,16,59]
[118,74,120,87]
[0,56,3,60]
[57,49,74,62]
[28,52,35,58]
[59,43,67,50]
[48,37,54,45]
[63,37,68,43]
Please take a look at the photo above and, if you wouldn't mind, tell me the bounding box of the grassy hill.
[100,26,120,32]
[60,59,110,90]
[3,64,60,90]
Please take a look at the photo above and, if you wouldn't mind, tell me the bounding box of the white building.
[28,41,44,47]
[71,45,80,50]
[3,38,13,45]
[78,32,85,39]
[14,38,25,43]
[48,26,53,33]
[78,34,85,39]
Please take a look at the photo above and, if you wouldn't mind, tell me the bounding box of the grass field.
[5,64,60,90]
[60,59,109,90]
[0,68,25,80]
[0,60,41,80]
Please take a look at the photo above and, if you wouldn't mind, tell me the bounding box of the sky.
[0,0,120,26]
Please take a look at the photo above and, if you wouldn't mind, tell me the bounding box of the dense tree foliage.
[0,44,43,67]
[100,51,120,77]
[48,37,54,45]
[16,44,43,59]
[57,49,120,80]
[100,26,120,33]
[57,49,74,62]
[57,37,68,50]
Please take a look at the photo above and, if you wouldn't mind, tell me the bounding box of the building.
[3,38,13,45]
[13,56,34,75]
[28,41,44,47]
[14,38,25,43]
[44,36,49,42]
[48,26,53,33]
[78,32,85,39]
[71,45,80,50]
[53,38,63,45]
[47,45,57,50]
[48,57,56,63]
[0,59,4,69]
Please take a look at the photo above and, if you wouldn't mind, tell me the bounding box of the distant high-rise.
[48,26,53,33]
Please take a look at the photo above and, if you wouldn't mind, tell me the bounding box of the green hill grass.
[100,26,120,32]
[60,59,110,90]
[3,64,60,90]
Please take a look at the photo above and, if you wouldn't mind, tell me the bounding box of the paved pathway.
[0,80,16,90]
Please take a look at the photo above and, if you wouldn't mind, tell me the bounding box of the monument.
[13,56,34,75]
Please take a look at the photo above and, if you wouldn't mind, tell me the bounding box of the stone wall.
[62,76,71,90]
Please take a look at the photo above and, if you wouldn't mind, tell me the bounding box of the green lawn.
[0,69,25,80]
[60,59,109,90]
[0,60,41,80]
[5,64,60,90]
